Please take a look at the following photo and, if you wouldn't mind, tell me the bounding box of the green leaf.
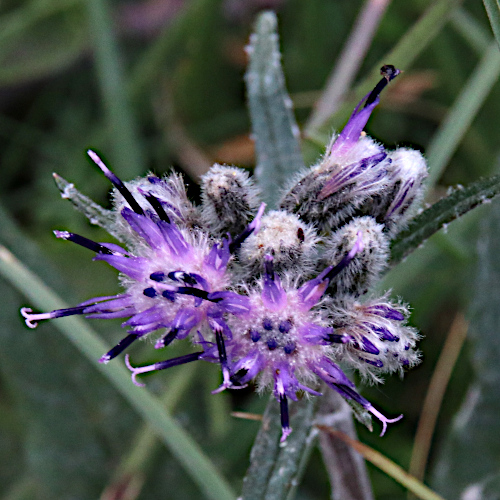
[426,41,500,187]
[0,245,235,500]
[390,174,500,265]
[240,395,316,500]
[245,11,305,207]
[431,199,500,498]
[86,0,143,177]
[483,0,500,50]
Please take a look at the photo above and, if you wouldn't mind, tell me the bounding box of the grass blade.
[426,41,500,187]
[0,245,235,500]
[483,0,500,49]
[86,0,143,177]
[307,0,464,146]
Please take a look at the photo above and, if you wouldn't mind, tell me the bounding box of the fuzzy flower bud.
[322,216,389,296]
[201,164,261,237]
[239,210,319,276]
[279,66,401,231]
[359,148,428,236]
[328,295,421,382]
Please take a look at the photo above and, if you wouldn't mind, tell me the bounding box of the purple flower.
[21,151,265,366]
[213,238,403,441]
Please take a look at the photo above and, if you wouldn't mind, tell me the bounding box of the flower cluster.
[21,65,426,441]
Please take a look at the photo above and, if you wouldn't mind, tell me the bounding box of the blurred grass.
[0,0,499,499]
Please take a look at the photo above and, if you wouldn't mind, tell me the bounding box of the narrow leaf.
[86,0,143,177]
[426,41,500,187]
[317,392,374,500]
[483,0,500,50]
[51,172,132,245]
[390,174,500,265]
[307,0,464,146]
[245,11,305,207]
[0,246,235,500]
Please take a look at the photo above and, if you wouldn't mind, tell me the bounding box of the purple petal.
[124,306,165,327]
[208,291,251,315]
[157,220,190,257]
[328,94,379,157]
[365,305,405,321]
[121,208,165,250]
[261,275,287,312]
[297,277,328,311]
[94,254,147,280]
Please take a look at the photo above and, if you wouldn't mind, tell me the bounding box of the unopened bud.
[360,148,428,237]
[322,216,389,296]
[201,164,261,237]
[279,135,390,231]
[239,210,319,276]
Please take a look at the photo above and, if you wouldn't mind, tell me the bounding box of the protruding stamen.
[100,333,141,364]
[229,202,266,253]
[21,305,88,328]
[325,332,350,344]
[279,394,292,442]
[143,287,157,298]
[155,328,179,349]
[364,65,401,108]
[168,271,197,286]
[87,150,144,215]
[142,191,171,223]
[368,406,403,436]
[53,230,116,255]
[125,352,202,387]
[150,271,165,282]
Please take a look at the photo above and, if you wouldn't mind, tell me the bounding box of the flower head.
[22,151,265,365]
[20,65,426,443]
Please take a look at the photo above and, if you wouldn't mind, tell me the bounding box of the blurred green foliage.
[1,1,500,499]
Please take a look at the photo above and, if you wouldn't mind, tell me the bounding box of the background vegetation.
[0,0,499,499]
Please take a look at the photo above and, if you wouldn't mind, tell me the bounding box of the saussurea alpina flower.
[21,151,265,369]
[20,64,426,442]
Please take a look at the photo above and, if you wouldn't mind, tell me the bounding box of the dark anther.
[214,328,228,365]
[279,394,290,438]
[143,287,157,298]
[325,332,347,344]
[88,151,144,215]
[250,330,261,342]
[168,271,197,285]
[161,290,176,302]
[159,328,179,348]
[154,351,203,371]
[230,369,249,386]
[267,339,278,350]
[101,333,141,362]
[364,64,400,108]
[263,318,273,331]
[144,193,171,223]
[150,271,165,282]
[278,320,292,333]
[284,343,296,354]
[297,227,305,243]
